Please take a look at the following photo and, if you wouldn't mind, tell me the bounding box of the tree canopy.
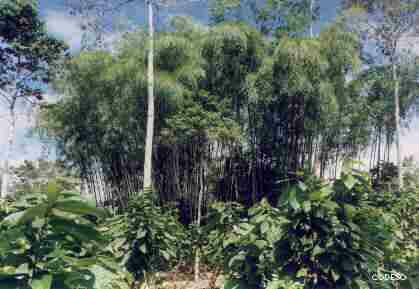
[39,15,419,217]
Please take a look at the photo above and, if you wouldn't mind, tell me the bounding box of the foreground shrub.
[274,170,391,289]
[103,192,187,280]
[0,182,118,289]
[203,169,399,289]
[375,188,419,289]
[202,202,246,272]
[204,200,289,288]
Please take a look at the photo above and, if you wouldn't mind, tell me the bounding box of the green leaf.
[161,250,170,261]
[310,185,333,201]
[297,181,307,192]
[46,181,60,203]
[237,222,254,235]
[323,200,339,211]
[0,228,25,254]
[344,204,356,218]
[15,263,30,275]
[0,266,16,277]
[260,222,270,234]
[136,229,146,239]
[32,217,45,229]
[62,256,97,268]
[343,174,358,190]
[302,201,311,213]
[63,271,95,289]
[2,211,25,225]
[289,188,300,210]
[139,243,147,254]
[54,198,107,218]
[60,191,82,198]
[278,190,290,206]
[253,213,267,223]
[49,216,104,244]
[330,270,340,282]
[30,273,52,289]
[18,204,48,225]
[223,237,236,248]
[312,244,325,257]
[97,257,121,273]
[297,268,308,278]
[224,278,249,289]
[354,279,369,289]
[254,239,267,249]
[228,253,245,268]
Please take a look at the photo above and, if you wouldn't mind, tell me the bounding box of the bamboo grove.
[40,9,418,223]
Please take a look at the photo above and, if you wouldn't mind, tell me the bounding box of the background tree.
[348,64,418,175]
[9,160,80,196]
[0,0,66,197]
[402,155,419,190]
[208,0,319,36]
[341,0,419,190]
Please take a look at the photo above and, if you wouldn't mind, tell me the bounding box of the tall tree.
[342,0,419,190]
[0,0,66,197]
[143,0,155,192]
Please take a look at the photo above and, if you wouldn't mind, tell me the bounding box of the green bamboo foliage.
[40,19,417,220]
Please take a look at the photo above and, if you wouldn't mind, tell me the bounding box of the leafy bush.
[203,169,399,289]
[396,188,419,289]
[363,170,419,289]
[373,187,419,289]
[275,170,389,289]
[103,192,187,280]
[203,202,246,271]
[203,200,293,289]
[0,182,117,289]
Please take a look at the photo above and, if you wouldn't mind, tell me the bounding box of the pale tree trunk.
[194,162,204,281]
[392,61,402,190]
[143,0,155,193]
[1,106,16,198]
[310,0,320,177]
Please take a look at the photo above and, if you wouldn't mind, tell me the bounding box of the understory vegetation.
[1,167,418,289]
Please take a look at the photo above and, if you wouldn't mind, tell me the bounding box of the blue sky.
[0,0,418,163]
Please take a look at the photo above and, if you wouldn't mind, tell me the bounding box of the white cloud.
[44,10,83,51]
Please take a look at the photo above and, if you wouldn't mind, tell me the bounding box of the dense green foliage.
[0,169,417,289]
[202,169,419,289]
[39,18,417,222]
[103,192,187,280]
[0,182,119,289]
